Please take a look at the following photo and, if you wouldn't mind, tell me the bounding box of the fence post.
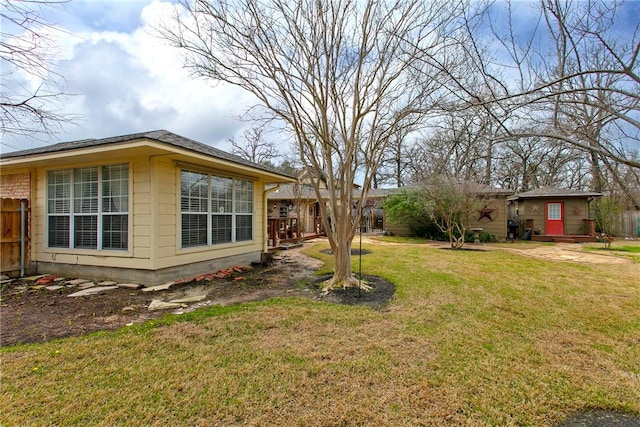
[20,200,26,277]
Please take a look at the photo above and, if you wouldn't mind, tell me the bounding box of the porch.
[531,234,598,243]
[528,218,597,243]
[267,217,325,250]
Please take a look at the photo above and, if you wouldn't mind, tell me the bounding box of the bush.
[460,231,497,243]
[409,221,448,240]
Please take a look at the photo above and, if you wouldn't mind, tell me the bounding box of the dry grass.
[583,239,640,263]
[2,241,639,426]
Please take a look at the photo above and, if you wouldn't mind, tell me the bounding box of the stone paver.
[67,286,119,297]
[97,281,117,286]
[169,295,208,304]
[142,282,174,292]
[67,278,90,286]
[148,299,184,311]
[78,282,96,289]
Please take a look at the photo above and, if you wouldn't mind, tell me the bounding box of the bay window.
[180,170,253,248]
[47,164,129,250]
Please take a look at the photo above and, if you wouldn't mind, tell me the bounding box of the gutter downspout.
[263,184,282,253]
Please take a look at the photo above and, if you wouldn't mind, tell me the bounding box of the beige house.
[0,130,295,284]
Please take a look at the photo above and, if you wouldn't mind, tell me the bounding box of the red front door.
[546,202,564,235]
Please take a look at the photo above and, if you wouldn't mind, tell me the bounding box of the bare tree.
[407,109,495,185]
[158,0,466,289]
[474,0,640,172]
[419,176,487,249]
[229,126,280,166]
[537,1,638,198]
[493,134,590,192]
[1,0,71,141]
[373,127,412,188]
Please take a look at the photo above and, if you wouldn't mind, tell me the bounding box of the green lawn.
[2,241,639,426]
[583,239,640,263]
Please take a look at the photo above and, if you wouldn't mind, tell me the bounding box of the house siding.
[563,199,591,234]
[132,158,152,260]
[33,157,154,272]
[1,130,296,285]
[154,158,176,265]
[467,196,509,240]
[517,197,591,235]
[384,222,412,236]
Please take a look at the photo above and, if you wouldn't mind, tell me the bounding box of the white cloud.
[2,0,257,152]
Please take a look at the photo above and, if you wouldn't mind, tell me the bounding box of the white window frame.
[46,164,129,251]
[547,202,562,220]
[180,170,254,248]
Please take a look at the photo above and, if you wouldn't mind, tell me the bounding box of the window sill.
[178,240,256,254]
[43,248,133,258]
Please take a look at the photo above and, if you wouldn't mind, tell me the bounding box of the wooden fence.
[619,210,640,237]
[1,198,30,276]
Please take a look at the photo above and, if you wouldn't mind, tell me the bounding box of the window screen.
[46,164,129,250]
[180,171,253,247]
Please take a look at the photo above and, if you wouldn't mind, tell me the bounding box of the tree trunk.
[323,234,359,290]
[321,197,368,291]
[589,150,605,193]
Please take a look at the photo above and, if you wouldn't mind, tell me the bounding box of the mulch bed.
[315,274,395,309]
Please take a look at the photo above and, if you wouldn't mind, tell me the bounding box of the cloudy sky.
[2,0,638,155]
[2,0,259,153]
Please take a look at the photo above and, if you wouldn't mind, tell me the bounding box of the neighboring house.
[507,187,602,242]
[266,179,390,246]
[0,130,295,284]
[381,184,515,241]
[267,183,323,245]
[467,186,515,240]
[266,167,368,245]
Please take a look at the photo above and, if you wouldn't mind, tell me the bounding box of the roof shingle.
[509,187,602,199]
[1,129,294,178]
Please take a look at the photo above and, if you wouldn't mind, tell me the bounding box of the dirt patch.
[0,244,394,347]
[556,409,640,426]
[319,248,373,255]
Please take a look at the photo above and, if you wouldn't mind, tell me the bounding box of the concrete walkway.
[501,243,633,265]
